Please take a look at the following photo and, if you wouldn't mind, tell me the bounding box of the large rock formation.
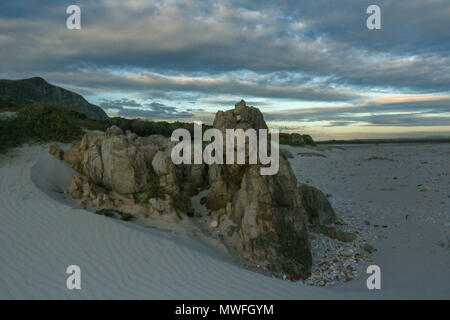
[0,77,108,120]
[60,100,314,279]
[65,126,150,194]
[206,100,312,278]
[63,125,196,225]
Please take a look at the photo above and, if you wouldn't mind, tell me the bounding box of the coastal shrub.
[16,104,83,143]
[0,99,21,112]
[0,117,26,153]
[0,104,85,154]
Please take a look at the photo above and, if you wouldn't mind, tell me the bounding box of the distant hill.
[0,77,108,120]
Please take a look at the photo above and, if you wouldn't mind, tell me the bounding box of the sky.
[0,0,449,140]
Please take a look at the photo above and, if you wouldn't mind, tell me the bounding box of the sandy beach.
[0,142,448,299]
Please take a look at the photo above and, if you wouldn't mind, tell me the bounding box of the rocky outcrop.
[298,184,357,243]
[0,77,108,120]
[65,126,150,194]
[48,145,64,160]
[302,134,316,146]
[60,100,327,279]
[213,99,268,131]
[299,184,337,226]
[205,100,312,278]
[279,132,316,147]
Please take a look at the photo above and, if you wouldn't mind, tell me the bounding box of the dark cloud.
[1,0,449,94]
[36,70,358,102]
[99,98,194,119]
[99,98,142,109]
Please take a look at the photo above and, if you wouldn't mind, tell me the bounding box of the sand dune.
[0,144,448,299]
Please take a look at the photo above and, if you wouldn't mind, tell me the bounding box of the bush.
[0,104,84,154]
[16,104,83,143]
[0,117,26,153]
[0,99,21,112]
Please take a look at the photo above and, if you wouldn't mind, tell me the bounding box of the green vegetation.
[0,100,21,112]
[0,104,86,154]
[16,105,83,142]
[0,102,201,154]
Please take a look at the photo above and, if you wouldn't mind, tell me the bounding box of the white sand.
[0,143,448,299]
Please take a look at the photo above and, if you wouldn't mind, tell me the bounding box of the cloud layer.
[0,0,449,137]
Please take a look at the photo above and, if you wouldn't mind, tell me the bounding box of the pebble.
[209,220,218,228]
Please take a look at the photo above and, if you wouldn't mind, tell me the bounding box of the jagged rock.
[152,151,180,195]
[213,99,268,131]
[141,145,159,163]
[148,197,173,215]
[207,101,312,278]
[67,174,112,210]
[180,162,208,196]
[49,145,64,160]
[67,174,84,199]
[102,134,149,194]
[206,164,236,211]
[63,101,336,280]
[80,134,104,186]
[64,132,150,194]
[299,184,337,226]
[105,125,123,137]
[64,143,83,172]
[138,134,174,151]
[235,99,246,108]
[114,197,135,207]
[230,156,311,278]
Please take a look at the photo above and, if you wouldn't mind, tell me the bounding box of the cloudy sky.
[1,0,449,140]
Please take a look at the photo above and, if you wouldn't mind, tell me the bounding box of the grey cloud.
[0,0,449,94]
[37,70,359,102]
[99,98,143,109]
[0,0,449,139]
[265,97,450,126]
[99,99,194,119]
